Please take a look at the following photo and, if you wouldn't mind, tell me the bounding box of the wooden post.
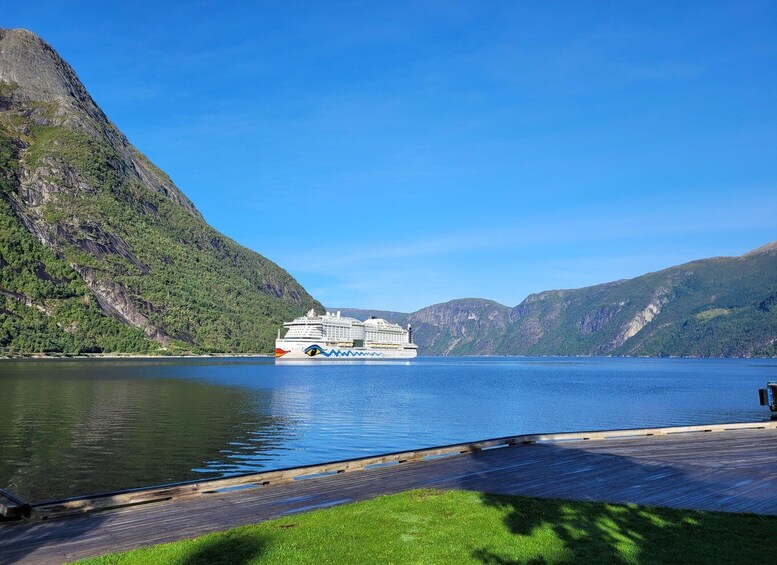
[0,488,31,520]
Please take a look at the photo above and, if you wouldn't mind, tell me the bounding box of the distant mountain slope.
[0,29,321,354]
[404,299,511,355]
[501,243,777,357]
[341,243,777,357]
[327,303,511,355]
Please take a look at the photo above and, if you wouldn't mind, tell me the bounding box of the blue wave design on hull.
[304,345,382,358]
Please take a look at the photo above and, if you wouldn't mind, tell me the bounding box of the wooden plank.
[28,420,777,520]
[3,427,777,565]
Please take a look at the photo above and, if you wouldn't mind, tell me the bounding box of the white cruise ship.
[275,310,418,360]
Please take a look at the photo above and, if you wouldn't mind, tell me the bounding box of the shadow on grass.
[473,489,775,564]
[176,531,266,565]
[447,441,777,565]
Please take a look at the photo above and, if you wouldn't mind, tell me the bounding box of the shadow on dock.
[0,511,109,565]
[1,426,775,564]
[460,439,777,564]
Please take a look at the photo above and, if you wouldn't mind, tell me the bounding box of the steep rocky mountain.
[499,242,777,357]
[404,299,512,355]
[329,301,511,354]
[0,29,321,354]
[341,243,777,357]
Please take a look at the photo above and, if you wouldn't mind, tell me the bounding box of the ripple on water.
[0,356,772,500]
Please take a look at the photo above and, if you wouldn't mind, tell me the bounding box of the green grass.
[695,308,733,321]
[73,489,776,565]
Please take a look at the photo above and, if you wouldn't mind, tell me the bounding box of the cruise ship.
[275,310,418,360]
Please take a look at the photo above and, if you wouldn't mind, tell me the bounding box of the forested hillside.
[0,29,321,355]
[341,244,777,358]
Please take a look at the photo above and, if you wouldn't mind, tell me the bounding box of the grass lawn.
[74,489,776,564]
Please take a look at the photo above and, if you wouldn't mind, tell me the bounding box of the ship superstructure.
[275,310,418,360]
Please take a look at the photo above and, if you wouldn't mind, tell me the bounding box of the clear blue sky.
[5,1,777,312]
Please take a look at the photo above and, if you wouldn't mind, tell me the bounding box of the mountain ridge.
[1,29,773,358]
[0,28,321,354]
[335,242,777,357]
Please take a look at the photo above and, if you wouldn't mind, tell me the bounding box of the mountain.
[498,243,777,357]
[342,243,777,357]
[0,29,321,355]
[404,299,511,355]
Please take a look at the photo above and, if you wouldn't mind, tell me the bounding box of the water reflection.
[0,357,772,502]
[0,360,293,501]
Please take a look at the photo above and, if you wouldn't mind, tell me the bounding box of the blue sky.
[5,1,777,311]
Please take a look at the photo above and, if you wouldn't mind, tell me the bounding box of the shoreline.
[2,422,775,564]
[1,353,775,360]
[0,353,274,360]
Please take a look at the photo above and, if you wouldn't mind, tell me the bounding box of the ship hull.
[274,341,417,361]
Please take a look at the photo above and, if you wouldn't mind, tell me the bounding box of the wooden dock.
[0,421,775,564]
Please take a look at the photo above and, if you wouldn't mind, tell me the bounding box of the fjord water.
[0,357,773,502]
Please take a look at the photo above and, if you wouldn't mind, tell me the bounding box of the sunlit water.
[0,356,774,501]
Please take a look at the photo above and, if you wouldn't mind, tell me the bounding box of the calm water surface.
[0,357,774,501]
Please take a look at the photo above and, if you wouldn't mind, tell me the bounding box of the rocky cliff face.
[0,29,321,354]
[404,299,511,355]
[497,245,777,357]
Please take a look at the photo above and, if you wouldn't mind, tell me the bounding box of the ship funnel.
[407,324,413,344]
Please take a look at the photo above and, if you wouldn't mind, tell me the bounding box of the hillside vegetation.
[1,29,772,358]
[0,29,320,355]
[501,247,777,357]
[341,244,777,358]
